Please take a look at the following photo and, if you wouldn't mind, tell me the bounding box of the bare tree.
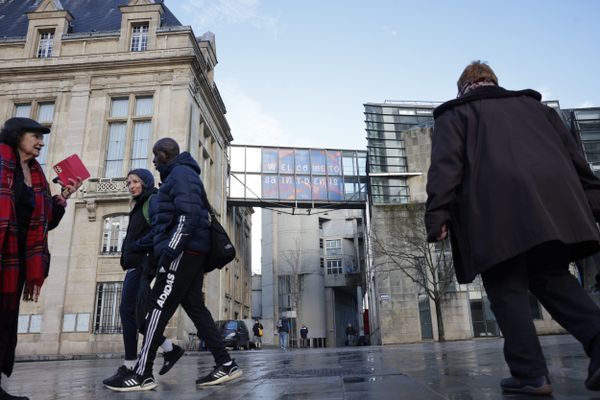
[371,203,455,341]
[280,239,303,320]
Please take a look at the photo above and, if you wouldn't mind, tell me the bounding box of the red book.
[52,154,90,184]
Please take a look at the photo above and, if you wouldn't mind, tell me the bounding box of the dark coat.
[120,187,157,271]
[152,152,210,266]
[425,86,600,283]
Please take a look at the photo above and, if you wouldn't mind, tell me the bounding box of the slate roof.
[0,0,182,38]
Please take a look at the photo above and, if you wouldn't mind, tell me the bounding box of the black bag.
[201,182,236,273]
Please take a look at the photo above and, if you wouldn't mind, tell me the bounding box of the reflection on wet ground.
[4,335,600,399]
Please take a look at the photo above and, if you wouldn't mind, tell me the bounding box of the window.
[17,314,42,333]
[130,24,149,52]
[326,259,343,275]
[278,275,292,312]
[37,30,54,58]
[325,239,341,256]
[93,282,123,334]
[101,215,128,254]
[105,96,153,177]
[63,313,90,332]
[14,101,55,168]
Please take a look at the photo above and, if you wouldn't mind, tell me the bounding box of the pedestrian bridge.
[227,145,368,210]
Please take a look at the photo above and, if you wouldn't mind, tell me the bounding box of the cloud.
[381,25,398,37]
[178,0,278,35]
[218,79,292,146]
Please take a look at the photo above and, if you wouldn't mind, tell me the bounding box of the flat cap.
[3,117,50,134]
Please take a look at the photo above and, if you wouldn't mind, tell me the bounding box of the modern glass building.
[364,101,439,204]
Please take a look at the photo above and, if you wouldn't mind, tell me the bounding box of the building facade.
[364,101,571,344]
[261,208,366,347]
[0,0,252,357]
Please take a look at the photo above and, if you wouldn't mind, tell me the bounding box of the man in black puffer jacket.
[106,138,242,393]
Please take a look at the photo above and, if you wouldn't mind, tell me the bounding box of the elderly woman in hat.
[0,117,81,400]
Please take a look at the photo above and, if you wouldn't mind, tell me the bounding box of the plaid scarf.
[0,144,53,309]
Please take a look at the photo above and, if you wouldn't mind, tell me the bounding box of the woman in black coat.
[425,61,600,395]
[102,169,183,388]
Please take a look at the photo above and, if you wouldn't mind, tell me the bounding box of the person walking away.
[345,323,357,346]
[425,60,600,396]
[300,324,309,348]
[277,316,290,350]
[102,169,183,388]
[252,320,263,349]
[0,118,81,400]
[105,138,242,392]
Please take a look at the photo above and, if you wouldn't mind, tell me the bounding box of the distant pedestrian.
[300,324,309,348]
[345,323,357,346]
[105,138,242,392]
[425,60,600,396]
[277,316,290,350]
[252,320,263,349]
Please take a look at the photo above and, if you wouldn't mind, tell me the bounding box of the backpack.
[258,326,263,337]
[200,182,236,273]
[142,194,155,224]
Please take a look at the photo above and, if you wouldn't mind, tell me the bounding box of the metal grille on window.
[93,282,123,334]
[37,31,54,58]
[131,25,149,52]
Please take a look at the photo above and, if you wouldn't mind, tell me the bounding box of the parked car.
[216,320,251,350]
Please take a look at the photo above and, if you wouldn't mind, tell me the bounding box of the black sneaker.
[102,365,131,386]
[159,344,185,375]
[196,359,243,387]
[500,375,553,395]
[104,370,157,392]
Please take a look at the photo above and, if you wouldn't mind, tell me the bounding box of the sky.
[165,0,600,273]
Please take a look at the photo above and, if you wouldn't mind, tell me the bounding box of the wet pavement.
[3,334,600,399]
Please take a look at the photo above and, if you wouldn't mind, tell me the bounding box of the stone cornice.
[26,10,74,22]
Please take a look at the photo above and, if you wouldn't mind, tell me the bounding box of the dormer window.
[130,24,148,52]
[37,30,54,58]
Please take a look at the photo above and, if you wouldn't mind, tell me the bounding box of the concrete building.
[261,208,366,347]
[0,0,252,357]
[364,101,568,344]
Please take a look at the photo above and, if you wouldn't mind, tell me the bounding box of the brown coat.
[425,86,600,283]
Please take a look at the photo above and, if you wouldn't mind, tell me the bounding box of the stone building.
[0,0,252,357]
[260,208,366,347]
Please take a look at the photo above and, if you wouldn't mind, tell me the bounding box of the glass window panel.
[15,104,31,118]
[130,121,151,170]
[295,175,311,200]
[29,315,42,333]
[278,175,295,199]
[229,173,245,198]
[278,149,294,174]
[294,149,310,174]
[105,123,127,178]
[37,31,54,58]
[62,314,76,332]
[310,150,326,175]
[110,98,129,118]
[246,147,261,172]
[131,24,149,52]
[262,174,278,199]
[246,174,261,199]
[17,315,30,333]
[76,313,90,332]
[135,96,153,116]
[343,156,356,176]
[230,147,245,172]
[326,150,342,175]
[262,148,278,173]
[37,102,54,122]
[38,134,50,168]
